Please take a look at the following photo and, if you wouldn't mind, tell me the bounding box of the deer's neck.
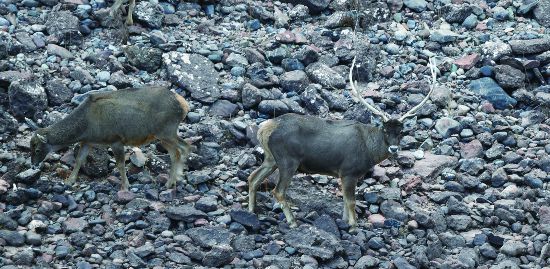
[44,113,86,146]
[362,126,391,166]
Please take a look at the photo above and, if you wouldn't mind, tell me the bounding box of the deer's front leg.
[112,142,129,191]
[66,143,90,186]
[342,176,359,232]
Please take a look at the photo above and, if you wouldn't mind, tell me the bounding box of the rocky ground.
[1,0,550,268]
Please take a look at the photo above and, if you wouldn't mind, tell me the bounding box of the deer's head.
[349,57,437,154]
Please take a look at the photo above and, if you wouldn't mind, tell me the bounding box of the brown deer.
[247,57,437,231]
[30,86,192,191]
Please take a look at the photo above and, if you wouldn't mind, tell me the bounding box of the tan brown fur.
[257,119,278,158]
[174,93,190,119]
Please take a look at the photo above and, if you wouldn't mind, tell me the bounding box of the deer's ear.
[36,134,48,143]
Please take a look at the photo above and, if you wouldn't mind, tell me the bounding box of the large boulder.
[8,81,48,119]
[534,0,550,27]
[163,52,220,103]
[45,11,81,45]
[124,46,162,72]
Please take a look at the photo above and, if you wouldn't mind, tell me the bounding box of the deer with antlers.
[247,57,437,231]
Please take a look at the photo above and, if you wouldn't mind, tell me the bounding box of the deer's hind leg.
[126,0,136,25]
[66,143,90,186]
[247,153,277,213]
[272,159,299,228]
[342,176,359,231]
[112,142,129,191]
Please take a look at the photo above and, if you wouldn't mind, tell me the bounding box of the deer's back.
[80,87,185,144]
[268,114,373,177]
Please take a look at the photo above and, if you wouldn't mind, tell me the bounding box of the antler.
[349,56,391,122]
[398,57,437,122]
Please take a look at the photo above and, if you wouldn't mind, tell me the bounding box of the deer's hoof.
[289,222,298,228]
[348,226,358,234]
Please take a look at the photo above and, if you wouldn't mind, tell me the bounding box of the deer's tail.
[174,93,189,120]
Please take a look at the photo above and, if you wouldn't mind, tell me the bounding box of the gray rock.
[447,215,471,231]
[439,232,466,248]
[13,248,34,265]
[45,11,81,45]
[80,147,110,178]
[354,255,379,268]
[407,153,458,182]
[195,196,218,212]
[124,46,162,72]
[241,83,276,109]
[493,6,510,20]
[447,196,469,215]
[430,29,460,43]
[508,38,550,54]
[167,252,191,264]
[480,243,498,258]
[393,256,415,269]
[15,32,37,52]
[444,4,474,23]
[380,200,408,222]
[460,158,485,175]
[229,209,260,231]
[313,214,340,238]
[209,100,238,118]
[305,62,346,89]
[534,0,550,27]
[225,53,249,67]
[403,0,427,12]
[25,231,42,246]
[186,226,235,248]
[301,85,329,116]
[134,1,164,28]
[202,245,235,267]
[117,209,142,223]
[435,117,461,137]
[15,168,41,184]
[163,52,220,103]
[284,225,342,260]
[166,205,207,222]
[280,0,330,13]
[481,41,512,61]
[46,79,73,106]
[500,240,527,256]
[187,170,214,185]
[0,214,18,230]
[62,217,88,234]
[280,70,309,93]
[0,110,18,137]
[0,230,25,246]
[266,47,289,64]
[8,80,47,119]
[469,77,517,109]
[494,65,525,89]
[324,11,355,28]
[258,99,304,116]
[287,180,343,220]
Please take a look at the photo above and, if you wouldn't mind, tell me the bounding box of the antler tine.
[398,57,437,122]
[349,56,390,122]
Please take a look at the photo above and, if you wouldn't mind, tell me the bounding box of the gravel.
[1,0,550,268]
